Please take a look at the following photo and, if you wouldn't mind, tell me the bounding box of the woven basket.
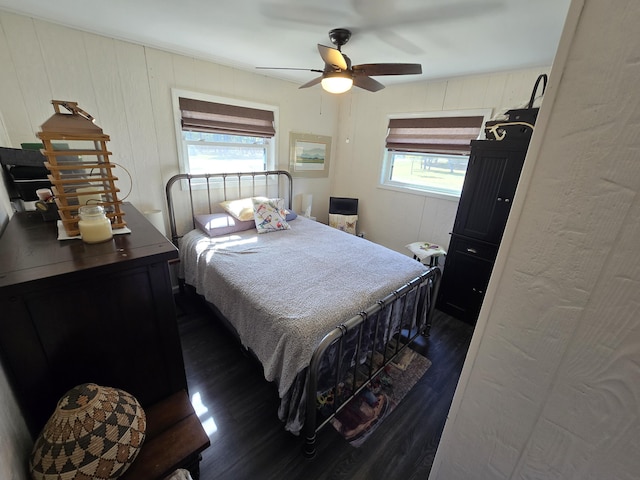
[29,383,146,480]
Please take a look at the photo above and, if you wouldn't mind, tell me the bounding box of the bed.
[166,170,441,456]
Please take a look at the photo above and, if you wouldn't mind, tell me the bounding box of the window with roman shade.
[385,116,484,155]
[381,112,488,197]
[173,90,277,175]
[178,97,275,138]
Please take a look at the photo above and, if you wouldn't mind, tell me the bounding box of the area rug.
[327,348,431,447]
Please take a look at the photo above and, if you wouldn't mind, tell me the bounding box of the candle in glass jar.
[78,205,112,243]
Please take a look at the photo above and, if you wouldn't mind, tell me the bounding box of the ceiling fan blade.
[318,44,347,71]
[353,63,422,76]
[299,76,323,89]
[353,75,385,92]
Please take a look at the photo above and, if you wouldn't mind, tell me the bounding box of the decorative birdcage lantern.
[37,100,126,236]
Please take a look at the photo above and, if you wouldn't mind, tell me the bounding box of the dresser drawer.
[437,236,499,324]
[450,236,498,262]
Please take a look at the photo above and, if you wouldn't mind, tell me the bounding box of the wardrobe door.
[453,140,528,244]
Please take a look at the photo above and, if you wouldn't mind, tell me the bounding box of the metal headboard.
[165,170,293,246]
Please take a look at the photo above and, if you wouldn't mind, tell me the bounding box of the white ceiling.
[0,0,572,89]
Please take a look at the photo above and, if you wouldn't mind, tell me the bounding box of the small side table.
[119,390,210,480]
[406,241,447,267]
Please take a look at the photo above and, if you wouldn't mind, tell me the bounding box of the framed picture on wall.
[289,132,331,178]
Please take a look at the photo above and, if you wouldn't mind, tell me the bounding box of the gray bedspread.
[179,216,427,430]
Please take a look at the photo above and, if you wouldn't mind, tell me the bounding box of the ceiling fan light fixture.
[321,72,353,94]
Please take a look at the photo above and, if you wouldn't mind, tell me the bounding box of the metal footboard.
[303,266,441,458]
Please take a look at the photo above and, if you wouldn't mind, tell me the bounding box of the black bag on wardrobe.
[485,74,548,141]
[506,73,548,124]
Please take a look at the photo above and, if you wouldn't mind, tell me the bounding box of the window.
[380,111,488,198]
[173,91,277,175]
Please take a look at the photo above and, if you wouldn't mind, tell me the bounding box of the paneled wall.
[0,11,338,227]
[0,111,11,229]
[333,67,548,252]
[0,10,548,252]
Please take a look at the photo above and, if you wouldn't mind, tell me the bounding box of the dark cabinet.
[0,203,187,437]
[438,139,530,324]
[453,140,528,244]
[436,235,498,323]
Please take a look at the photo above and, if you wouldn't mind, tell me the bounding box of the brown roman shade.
[179,97,275,138]
[385,116,484,155]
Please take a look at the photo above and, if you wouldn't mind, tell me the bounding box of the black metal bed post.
[165,175,180,247]
[423,267,442,336]
[304,328,343,458]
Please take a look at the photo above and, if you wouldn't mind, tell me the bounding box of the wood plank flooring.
[174,288,474,480]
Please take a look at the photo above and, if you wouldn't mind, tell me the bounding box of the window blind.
[385,116,484,155]
[179,97,275,138]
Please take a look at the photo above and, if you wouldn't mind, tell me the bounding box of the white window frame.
[171,88,278,177]
[379,109,492,200]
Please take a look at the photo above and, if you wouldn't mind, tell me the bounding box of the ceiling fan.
[257,28,422,93]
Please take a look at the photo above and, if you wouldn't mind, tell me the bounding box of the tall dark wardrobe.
[437,137,531,324]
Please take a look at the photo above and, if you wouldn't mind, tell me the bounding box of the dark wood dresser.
[0,203,186,436]
[1,203,210,479]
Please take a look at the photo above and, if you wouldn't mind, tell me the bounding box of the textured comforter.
[179,216,427,432]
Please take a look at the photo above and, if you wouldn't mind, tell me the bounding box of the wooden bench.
[120,390,210,480]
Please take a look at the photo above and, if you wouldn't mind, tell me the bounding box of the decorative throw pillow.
[329,213,358,235]
[195,213,255,237]
[220,196,267,221]
[268,198,299,221]
[252,197,290,233]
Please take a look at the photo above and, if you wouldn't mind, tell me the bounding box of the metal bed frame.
[165,170,441,458]
[165,170,293,246]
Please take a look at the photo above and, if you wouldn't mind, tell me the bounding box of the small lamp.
[321,72,353,94]
[301,194,313,218]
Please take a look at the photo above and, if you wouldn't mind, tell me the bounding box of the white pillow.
[220,196,267,221]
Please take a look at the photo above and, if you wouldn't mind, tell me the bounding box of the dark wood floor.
[174,288,474,480]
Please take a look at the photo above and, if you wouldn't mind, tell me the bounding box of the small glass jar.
[78,205,113,243]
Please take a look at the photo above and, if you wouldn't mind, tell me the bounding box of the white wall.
[0,9,548,254]
[0,360,31,480]
[0,10,339,228]
[0,112,30,480]
[431,0,640,478]
[0,110,13,229]
[332,67,548,252]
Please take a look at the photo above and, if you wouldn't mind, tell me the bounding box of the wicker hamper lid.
[29,383,146,480]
